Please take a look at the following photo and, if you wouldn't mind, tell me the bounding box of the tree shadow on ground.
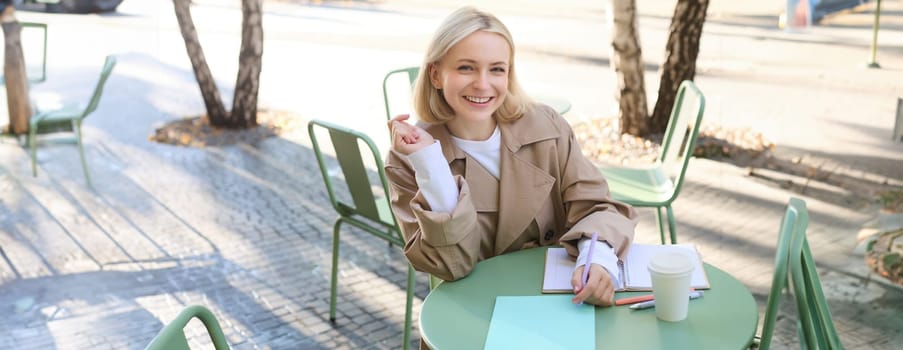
[0,53,427,349]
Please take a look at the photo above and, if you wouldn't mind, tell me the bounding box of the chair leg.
[74,122,92,187]
[666,205,677,244]
[403,264,415,350]
[655,207,666,245]
[29,127,38,177]
[796,318,809,350]
[329,219,342,323]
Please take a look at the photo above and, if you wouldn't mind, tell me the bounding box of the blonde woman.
[386,6,638,307]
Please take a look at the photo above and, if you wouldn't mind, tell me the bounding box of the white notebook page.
[542,248,574,293]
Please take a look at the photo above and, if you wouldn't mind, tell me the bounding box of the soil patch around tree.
[573,117,774,168]
[149,109,305,147]
[865,229,903,287]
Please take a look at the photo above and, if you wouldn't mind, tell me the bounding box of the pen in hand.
[581,232,598,286]
[629,291,704,310]
[577,232,598,305]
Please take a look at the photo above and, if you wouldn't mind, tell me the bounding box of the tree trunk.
[609,0,650,137]
[230,0,263,129]
[2,5,32,135]
[651,0,709,133]
[172,0,227,125]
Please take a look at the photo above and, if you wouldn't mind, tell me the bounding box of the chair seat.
[33,104,84,122]
[336,196,395,228]
[30,104,83,132]
[599,164,676,205]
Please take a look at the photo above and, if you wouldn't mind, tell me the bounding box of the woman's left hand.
[571,263,615,306]
[388,114,434,155]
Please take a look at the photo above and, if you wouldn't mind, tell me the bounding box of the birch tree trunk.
[609,0,649,137]
[231,0,263,128]
[651,0,708,133]
[2,5,32,134]
[172,0,227,125]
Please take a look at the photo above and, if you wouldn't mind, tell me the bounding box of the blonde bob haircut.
[413,6,533,124]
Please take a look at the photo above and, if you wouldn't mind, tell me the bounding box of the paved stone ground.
[1,0,902,349]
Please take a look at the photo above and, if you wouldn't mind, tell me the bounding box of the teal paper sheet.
[484,295,595,350]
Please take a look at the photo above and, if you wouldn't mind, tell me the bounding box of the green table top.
[420,246,758,350]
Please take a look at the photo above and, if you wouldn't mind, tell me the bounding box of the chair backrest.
[21,22,48,83]
[658,80,705,200]
[81,55,117,119]
[759,198,843,350]
[144,305,230,350]
[308,119,402,242]
[382,66,419,121]
[759,198,802,350]
[787,204,843,349]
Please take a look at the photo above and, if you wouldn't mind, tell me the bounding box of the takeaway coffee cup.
[648,251,695,322]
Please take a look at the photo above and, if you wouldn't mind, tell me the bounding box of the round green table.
[420,247,758,349]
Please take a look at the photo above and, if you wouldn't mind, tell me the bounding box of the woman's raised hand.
[388,114,434,155]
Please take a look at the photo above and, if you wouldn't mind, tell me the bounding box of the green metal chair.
[382,66,419,121]
[757,198,843,350]
[598,80,705,244]
[787,201,844,349]
[757,198,801,350]
[308,119,416,350]
[144,305,230,350]
[28,55,116,187]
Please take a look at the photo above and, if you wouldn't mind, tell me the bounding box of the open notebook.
[542,243,710,293]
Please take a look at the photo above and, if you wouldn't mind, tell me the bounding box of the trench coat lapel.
[494,117,557,255]
[464,157,499,212]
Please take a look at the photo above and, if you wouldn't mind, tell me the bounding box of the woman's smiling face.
[430,30,511,126]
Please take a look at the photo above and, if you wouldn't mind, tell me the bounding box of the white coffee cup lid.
[648,251,694,275]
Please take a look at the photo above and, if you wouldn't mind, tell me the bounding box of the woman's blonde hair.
[413,6,532,124]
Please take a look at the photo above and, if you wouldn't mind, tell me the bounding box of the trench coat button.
[544,231,554,241]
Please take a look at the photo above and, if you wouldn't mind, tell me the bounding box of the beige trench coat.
[385,104,638,281]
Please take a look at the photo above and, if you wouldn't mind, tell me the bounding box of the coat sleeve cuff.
[411,176,477,246]
[574,238,621,288]
[407,141,458,212]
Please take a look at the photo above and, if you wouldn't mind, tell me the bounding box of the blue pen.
[578,232,598,304]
